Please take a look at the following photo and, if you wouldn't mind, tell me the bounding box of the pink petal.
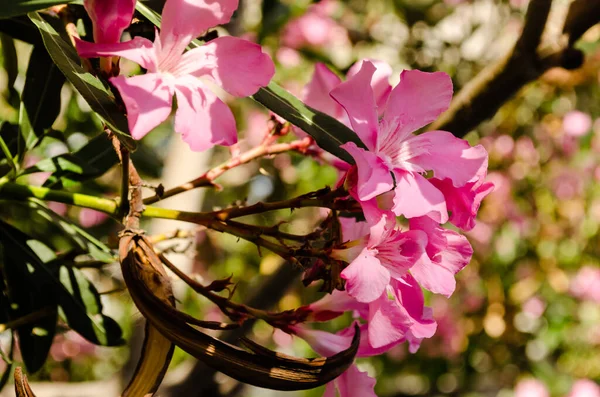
[336,365,378,397]
[341,249,390,303]
[409,131,489,187]
[391,170,448,223]
[347,59,392,115]
[373,229,429,281]
[176,36,274,97]
[383,70,453,135]
[110,74,174,140]
[431,178,494,231]
[308,290,368,321]
[75,36,158,71]
[409,216,472,296]
[173,77,237,152]
[84,0,136,44]
[367,291,412,348]
[330,61,379,150]
[342,142,393,201]
[160,0,239,60]
[323,382,337,397]
[304,63,343,119]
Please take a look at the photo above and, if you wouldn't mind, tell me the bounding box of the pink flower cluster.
[289,60,493,396]
[76,0,275,152]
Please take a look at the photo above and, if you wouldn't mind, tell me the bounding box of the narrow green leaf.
[27,12,136,150]
[0,33,19,106]
[0,221,122,347]
[0,1,76,19]
[0,16,44,45]
[0,224,57,373]
[253,83,365,163]
[22,45,65,144]
[58,266,123,346]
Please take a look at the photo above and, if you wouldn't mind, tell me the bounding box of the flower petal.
[383,69,452,135]
[347,59,392,115]
[394,275,437,339]
[173,77,237,152]
[392,170,448,223]
[336,365,378,397]
[160,0,239,60]
[342,142,393,201]
[176,36,274,97]
[84,0,136,44]
[330,61,379,150]
[409,216,473,296]
[367,291,412,348]
[409,131,489,187]
[75,36,158,71]
[341,249,390,303]
[430,178,494,231]
[304,63,344,119]
[110,73,174,140]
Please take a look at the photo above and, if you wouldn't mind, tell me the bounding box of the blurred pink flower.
[568,379,600,397]
[514,379,550,397]
[281,0,349,50]
[570,266,600,303]
[78,208,109,228]
[563,110,592,137]
[522,297,546,319]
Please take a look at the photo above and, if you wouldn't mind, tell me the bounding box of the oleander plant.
[0,1,599,397]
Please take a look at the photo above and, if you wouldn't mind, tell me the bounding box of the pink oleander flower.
[568,379,600,397]
[290,324,378,397]
[514,379,550,397]
[332,213,430,303]
[307,274,436,350]
[76,0,275,152]
[408,216,473,296]
[281,0,349,50]
[83,0,136,72]
[570,266,600,303]
[84,0,136,45]
[563,110,592,137]
[329,61,488,225]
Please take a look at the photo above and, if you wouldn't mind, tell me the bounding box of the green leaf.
[57,265,123,346]
[0,221,122,347]
[26,199,115,263]
[0,223,57,373]
[0,1,76,19]
[19,132,119,188]
[0,33,19,106]
[27,12,136,150]
[253,83,365,163]
[21,45,65,147]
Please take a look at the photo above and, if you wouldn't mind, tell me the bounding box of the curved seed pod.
[119,233,359,391]
[14,367,36,397]
[120,234,175,397]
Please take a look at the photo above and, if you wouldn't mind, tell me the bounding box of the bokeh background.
[1,0,600,396]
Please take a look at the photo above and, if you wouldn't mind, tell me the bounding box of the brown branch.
[143,137,313,205]
[431,0,597,137]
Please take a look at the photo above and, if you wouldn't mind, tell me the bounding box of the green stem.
[0,135,17,175]
[0,182,196,223]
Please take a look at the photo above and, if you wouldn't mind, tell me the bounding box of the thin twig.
[144,137,313,205]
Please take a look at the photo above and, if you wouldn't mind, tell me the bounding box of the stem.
[144,137,313,205]
[0,135,17,174]
[0,182,119,214]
